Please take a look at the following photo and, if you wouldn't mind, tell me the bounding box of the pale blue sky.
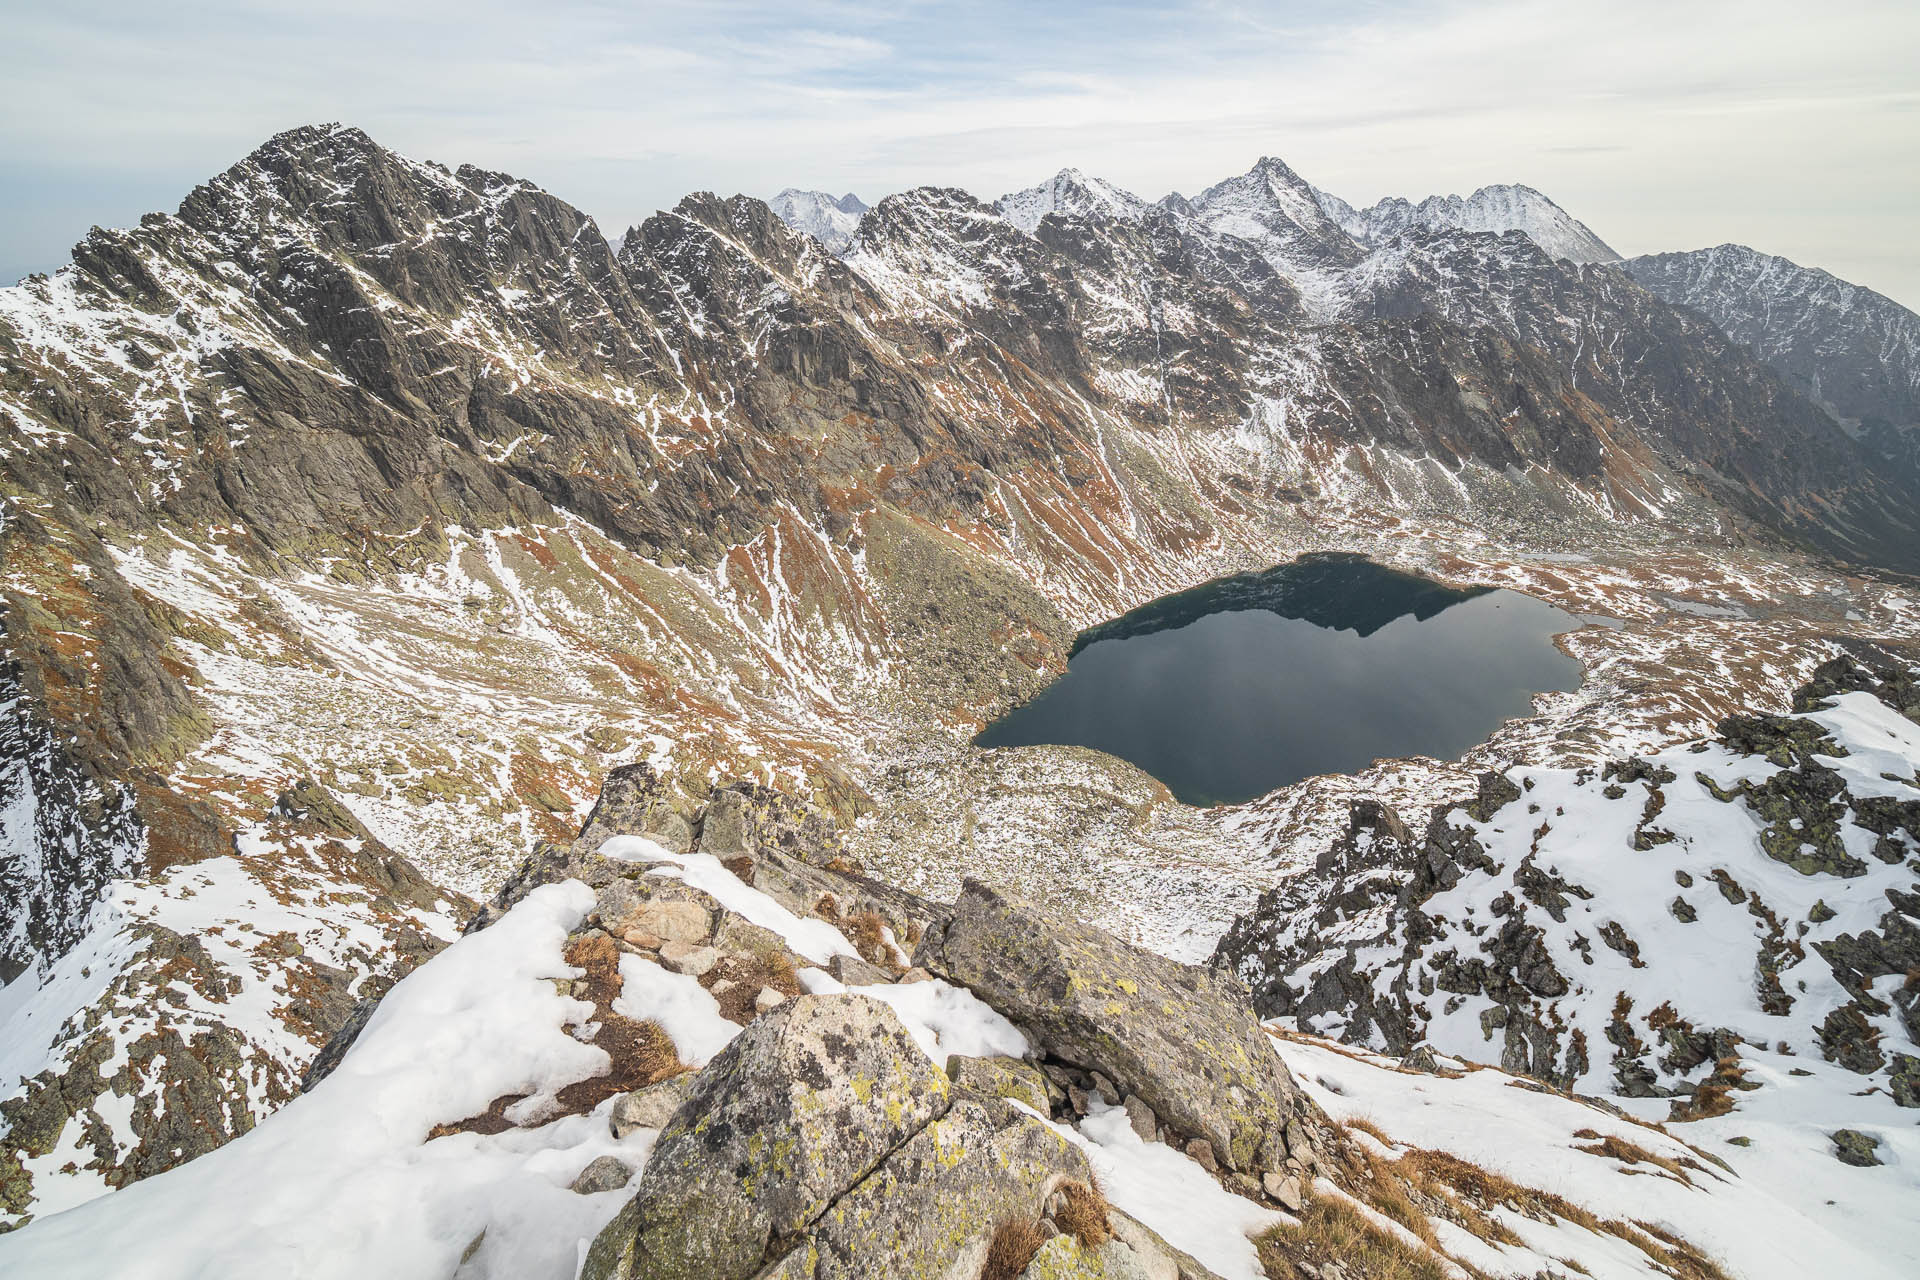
[4,0,1917,306]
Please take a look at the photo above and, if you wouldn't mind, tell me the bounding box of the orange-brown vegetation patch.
[701,946,803,1025]
[132,780,237,874]
[1054,1178,1113,1248]
[845,910,890,965]
[1570,1130,1698,1183]
[981,1217,1048,1280]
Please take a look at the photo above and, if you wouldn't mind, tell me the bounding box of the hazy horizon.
[4,1,1917,309]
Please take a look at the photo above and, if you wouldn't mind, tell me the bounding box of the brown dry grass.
[1344,1115,1394,1147]
[1256,1197,1454,1280]
[981,1217,1048,1280]
[1054,1179,1112,1248]
[701,946,804,1024]
[1671,1058,1746,1122]
[1631,1219,1739,1280]
[846,910,890,964]
[1400,1147,1601,1234]
[1571,1130,1694,1183]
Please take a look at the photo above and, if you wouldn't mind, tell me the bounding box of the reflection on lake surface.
[976,554,1583,806]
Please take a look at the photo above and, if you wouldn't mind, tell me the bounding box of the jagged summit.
[768,187,869,251]
[995,167,1150,234]
[1187,156,1369,320]
[1332,181,1620,264]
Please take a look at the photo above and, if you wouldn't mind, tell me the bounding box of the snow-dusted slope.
[1282,1032,1918,1280]
[767,188,867,251]
[1332,183,1620,264]
[1188,157,1368,321]
[996,168,1150,234]
[1625,243,1920,432]
[1219,655,1920,1198]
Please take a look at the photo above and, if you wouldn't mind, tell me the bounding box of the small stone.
[1726,1136,1752,1147]
[1808,899,1836,924]
[1090,1071,1120,1106]
[1670,896,1697,923]
[828,953,893,986]
[659,942,718,977]
[1067,1084,1091,1116]
[1284,1119,1315,1161]
[621,928,663,950]
[1831,1128,1882,1167]
[1123,1094,1158,1143]
[897,967,934,984]
[710,978,736,996]
[569,1155,636,1194]
[1263,1170,1305,1212]
[755,987,787,1012]
[610,1072,699,1137]
[1399,1045,1441,1073]
[1185,1138,1218,1173]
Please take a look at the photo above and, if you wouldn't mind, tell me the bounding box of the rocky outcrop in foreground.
[447,763,1332,1278]
[1,752,1805,1279]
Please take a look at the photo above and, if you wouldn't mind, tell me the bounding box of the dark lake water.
[976,554,1582,806]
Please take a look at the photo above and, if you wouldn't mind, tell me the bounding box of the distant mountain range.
[781,163,1919,478]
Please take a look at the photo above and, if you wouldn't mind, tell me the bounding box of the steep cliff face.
[1625,244,1920,430]
[0,656,144,985]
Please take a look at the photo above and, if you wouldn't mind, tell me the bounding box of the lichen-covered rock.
[801,1096,1088,1278]
[920,879,1317,1176]
[947,1054,1052,1114]
[1019,1232,1159,1279]
[582,994,949,1280]
[1831,1128,1883,1167]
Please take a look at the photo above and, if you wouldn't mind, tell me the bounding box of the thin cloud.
[1,0,1916,307]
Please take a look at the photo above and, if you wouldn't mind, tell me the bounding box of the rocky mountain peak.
[1626,242,1920,434]
[1336,181,1620,265]
[995,167,1150,234]
[768,187,869,251]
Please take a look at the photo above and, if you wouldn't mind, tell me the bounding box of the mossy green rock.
[920,880,1314,1175]
[583,994,949,1280]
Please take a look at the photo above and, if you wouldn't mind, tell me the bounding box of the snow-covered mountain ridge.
[1626,243,1920,447]
[1327,183,1621,265]
[7,755,1910,1280]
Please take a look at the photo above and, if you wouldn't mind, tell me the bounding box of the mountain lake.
[976,554,1584,806]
